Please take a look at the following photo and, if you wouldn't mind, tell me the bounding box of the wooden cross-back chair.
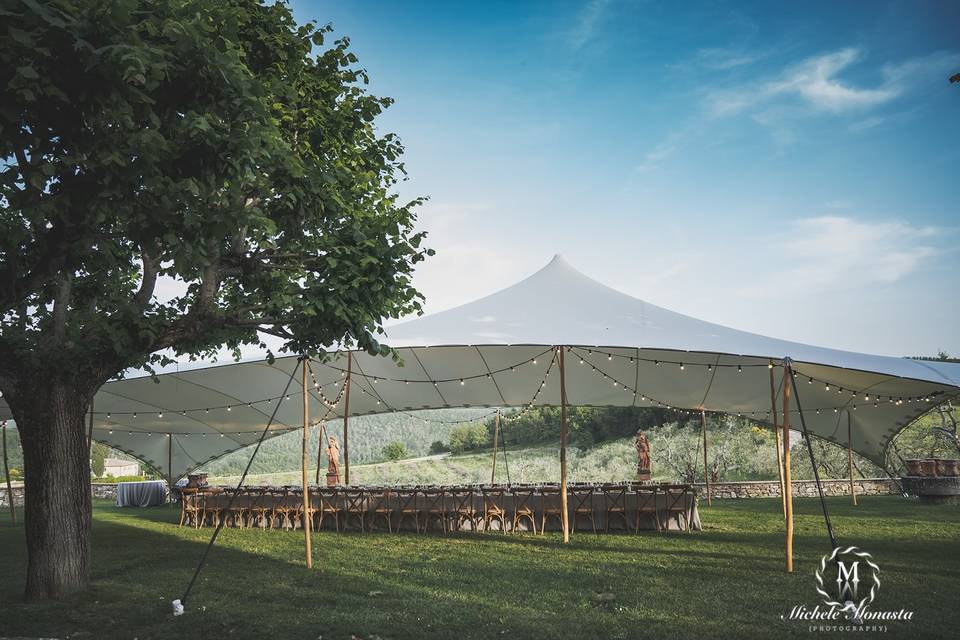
[635,485,661,532]
[450,487,480,532]
[663,484,691,532]
[265,487,290,529]
[511,486,537,534]
[421,488,448,534]
[570,486,597,534]
[199,488,227,529]
[481,486,507,532]
[312,487,340,532]
[367,488,393,533]
[246,485,271,529]
[396,488,422,533]
[342,488,367,531]
[179,488,201,528]
[604,484,630,532]
[539,486,564,534]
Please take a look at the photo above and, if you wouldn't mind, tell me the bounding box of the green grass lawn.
[1,496,957,639]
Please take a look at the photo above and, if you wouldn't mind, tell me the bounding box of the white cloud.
[634,139,678,173]
[566,0,612,51]
[736,216,942,298]
[766,48,897,112]
[694,47,769,70]
[706,48,960,118]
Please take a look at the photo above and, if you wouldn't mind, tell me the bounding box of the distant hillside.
[198,408,493,476]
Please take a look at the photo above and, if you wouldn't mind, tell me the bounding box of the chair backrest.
[343,488,366,512]
[512,487,536,513]
[540,486,562,512]
[664,484,689,512]
[367,488,393,512]
[570,486,595,512]
[481,486,505,511]
[605,484,628,510]
[396,488,420,512]
[449,488,475,512]
[421,488,445,511]
[635,485,659,511]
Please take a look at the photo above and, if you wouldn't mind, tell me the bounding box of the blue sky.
[289,0,960,358]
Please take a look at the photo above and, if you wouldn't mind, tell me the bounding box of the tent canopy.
[3,255,958,479]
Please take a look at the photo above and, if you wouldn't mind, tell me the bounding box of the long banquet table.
[180,483,701,533]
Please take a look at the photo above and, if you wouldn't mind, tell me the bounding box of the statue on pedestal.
[635,430,651,481]
[326,435,341,486]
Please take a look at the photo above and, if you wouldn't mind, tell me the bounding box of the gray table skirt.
[117,480,167,507]
[186,487,701,532]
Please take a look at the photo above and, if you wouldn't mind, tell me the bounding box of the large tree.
[0,0,430,600]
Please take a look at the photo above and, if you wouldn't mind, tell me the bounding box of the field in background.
[208,439,645,486]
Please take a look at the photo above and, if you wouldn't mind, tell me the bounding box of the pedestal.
[326,471,340,487]
[637,469,651,482]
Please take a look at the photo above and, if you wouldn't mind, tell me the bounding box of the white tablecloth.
[116,480,167,507]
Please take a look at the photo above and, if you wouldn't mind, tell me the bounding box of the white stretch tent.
[3,255,958,480]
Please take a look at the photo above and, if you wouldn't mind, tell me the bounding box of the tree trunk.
[10,380,92,600]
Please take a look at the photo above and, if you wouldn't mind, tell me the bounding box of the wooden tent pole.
[700,410,711,506]
[559,347,570,544]
[343,352,352,486]
[848,411,858,506]
[301,358,313,569]
[490,410,500,484]
[3,422,15,524]
[770,366,786,518]
[782,366,794,573]
[167,433,173,504]
[315,421,328,486]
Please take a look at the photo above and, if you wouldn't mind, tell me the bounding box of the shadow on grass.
[1,497,958,640]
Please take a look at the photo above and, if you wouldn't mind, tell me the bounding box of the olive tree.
[0,0,430,599]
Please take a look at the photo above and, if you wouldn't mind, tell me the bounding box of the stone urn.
[905,459,923,477]
[920,459,938,477]
[186,473,209,488]
[941,460,960,477]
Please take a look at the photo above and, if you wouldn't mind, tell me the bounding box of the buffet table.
[116,480,167,507]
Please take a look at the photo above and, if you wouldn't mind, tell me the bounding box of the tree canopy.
[1,0,431,387]
[0,0,431,600]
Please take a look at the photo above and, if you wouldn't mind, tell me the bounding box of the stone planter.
[187,473,209,488]
[940,460,960,477]
[920,459,938,477]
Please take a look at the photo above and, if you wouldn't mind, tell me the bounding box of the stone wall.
[692,477,899,499]
[1,482,120,508]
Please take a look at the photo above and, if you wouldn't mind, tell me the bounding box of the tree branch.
[134,249,159,310]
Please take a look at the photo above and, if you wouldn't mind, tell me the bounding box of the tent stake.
[301,358,313,569]
[343,352,352,486]
[787,362,838,552]
[3,422,15,524]
[490,410,500,484]
[700,410,711,506]
[781,365,793,573]
[558,347,569,544]
[848,411,858,506]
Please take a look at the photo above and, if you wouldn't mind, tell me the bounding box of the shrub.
[428,440,448,454]
[382,441,408,461]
